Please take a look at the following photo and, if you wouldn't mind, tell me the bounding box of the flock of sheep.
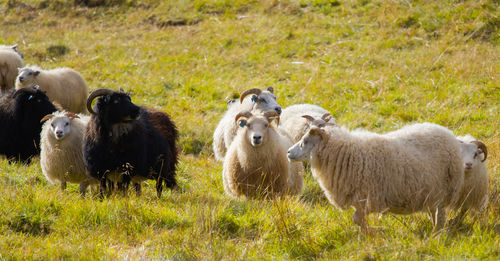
[0,44,490,233]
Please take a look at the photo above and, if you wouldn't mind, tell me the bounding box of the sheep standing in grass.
[0,44,23,92]
[288,122,464,233]
[451,135,489,225]
[40,111,98,195]
[15,66,88,113]
[213,87,282,162]
[223,110,304,198]
[280,104,335,142]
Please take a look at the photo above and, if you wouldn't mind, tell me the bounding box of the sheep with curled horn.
[213,86,282,162]
[83,87,178,198]
[223,110,304,198]
[0,85,59,163]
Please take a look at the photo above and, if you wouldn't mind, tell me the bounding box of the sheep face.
[240,87,282,115]
[50,116,73,140]
[288,127,325,161]
[460,142,486,171]
[16,67,40,86]
[14,86,57,120]
[95,92,140,124]
[235,110,279,147]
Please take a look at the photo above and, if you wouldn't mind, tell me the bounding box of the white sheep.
[0,44,23,92]
[451,135,489,225]
[40,111,97,195]
[288,122,464,233]
[280,104,336,142]
[213,87,282,162]
[16,66,88,113]
[223,110,304,198]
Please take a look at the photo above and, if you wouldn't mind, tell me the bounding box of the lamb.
[451,135,489,225]
[287,122,464,233]
[40,111,98,196]
[0,44,24,92]
[15,66,88,113]
[280,104,336,142]
[0,85,59,163]
[213,87,282,162]
[83,88,178,198]
[223,110,304,198]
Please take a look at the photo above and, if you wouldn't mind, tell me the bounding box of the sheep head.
[87,88,140,124]
[459,139,488,170]
[239,87,281,115]
[235,110,279,147]
[12,85,57,121]
[16,67,41,87]
[41,112,81,140]
[302,113,336,128]
[288,127,327,162]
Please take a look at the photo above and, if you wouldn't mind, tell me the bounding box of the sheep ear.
[267,86,274,93]
[321,113,333,122]
[119,87,125,93]
[12,44,18,50]
[104,95,111,103]
[65,112,80,119]
[40,114,54,123]
[18,67,23,72]
[251,95,257,103]
[34,71,40,76]
[302,115,315,122]
[238,119,247,128]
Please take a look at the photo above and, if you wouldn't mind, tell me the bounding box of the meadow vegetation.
[0,0,498,259]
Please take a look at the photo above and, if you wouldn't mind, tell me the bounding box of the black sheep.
[83,88,178,198]
[0,85,58,163]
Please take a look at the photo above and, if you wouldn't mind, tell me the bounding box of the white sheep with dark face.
[0,44,23,92]
[223,110,303,198]
[40,111,97,195]
[16,66,88,113]
[213,87,282,162]
[451,135,489,225]
[288,122,464,233]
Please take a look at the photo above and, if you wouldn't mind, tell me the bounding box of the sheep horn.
[266,86,274,93]
[322,113,332,122]
[12,85,38,98]
[65,112,80,120]
[471,140,488,162]
[87,89,115,115]
[302,115,315,122]
[264,110,279,125]
[40,114,54,123]
[234,111,253,125]
[239,88,262,103]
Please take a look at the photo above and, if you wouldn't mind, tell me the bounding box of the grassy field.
[0,0,499,259]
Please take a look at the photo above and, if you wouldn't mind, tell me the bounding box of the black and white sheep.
[213,87,282,162]
[40,111,98,195]
[0,85,59,163]
[287,122,464,233]
[16,66,88,113]
[223,110,304,198]
[0,44,23,92]
[83,88,178,198]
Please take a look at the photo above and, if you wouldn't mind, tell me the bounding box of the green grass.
[0,0,499,259]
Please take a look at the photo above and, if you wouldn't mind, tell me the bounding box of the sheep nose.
[19,76,24,82]
[56,130,63,135]
[253,135,262,142]
[275,107,282,115]
[465,162,473,168]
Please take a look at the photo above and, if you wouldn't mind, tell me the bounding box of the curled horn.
[65,112,80,120]
[12,85,38,98]
[40,114,54,123]
[302,115,315,122]
[471,140,488,162]
[234,111,253,126]
[264,110,280,125]
[266,86,274,93]
[87,89,115,115]
[239,88,262,103]
[321,113,332,122]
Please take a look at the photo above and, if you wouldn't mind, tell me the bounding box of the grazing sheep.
[451,135,489,225]
[83,88,178,198]
[288,122,464,233]
[15,66,88,113]
[0,85,59,163]
[40,111,98,195]
[280,104,335,142]
[0,44,24,92]
[213,87,282,162]
[223,110,304,198]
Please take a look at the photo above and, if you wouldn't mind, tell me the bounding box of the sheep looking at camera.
[16,66,88,113]
[288,122,464,232]
[0,44,23,92]
[40,111,98,195]
[223,110,304,198]
[451,135,489,224]
[213,87,282,162]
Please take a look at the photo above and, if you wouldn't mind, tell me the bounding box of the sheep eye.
[114,100,119,104]
[65,122,69,126]
[259,98,267,104]
[264,123,268,128]
[51,123,54,127]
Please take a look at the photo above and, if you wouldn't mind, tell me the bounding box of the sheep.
[223,110,304,198]
[15,66,88,113]
[213,87,282,162]
[0,44,24,92]
[83,88,178,198]
[40,111,98,196]
[287,122,464,233]
[451,135,489,225]
[0,85,59,163]
[280,104,336,142]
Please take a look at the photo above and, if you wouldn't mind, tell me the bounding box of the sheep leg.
[99,178,107,199]
[450,208,467,226]
[134,183,141,196]
[431,207,447,233]
[353,207,373,234]
[79,181,89,197]
[107,179,115,193]
[60,181,67,191]
[156,179,163,198]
